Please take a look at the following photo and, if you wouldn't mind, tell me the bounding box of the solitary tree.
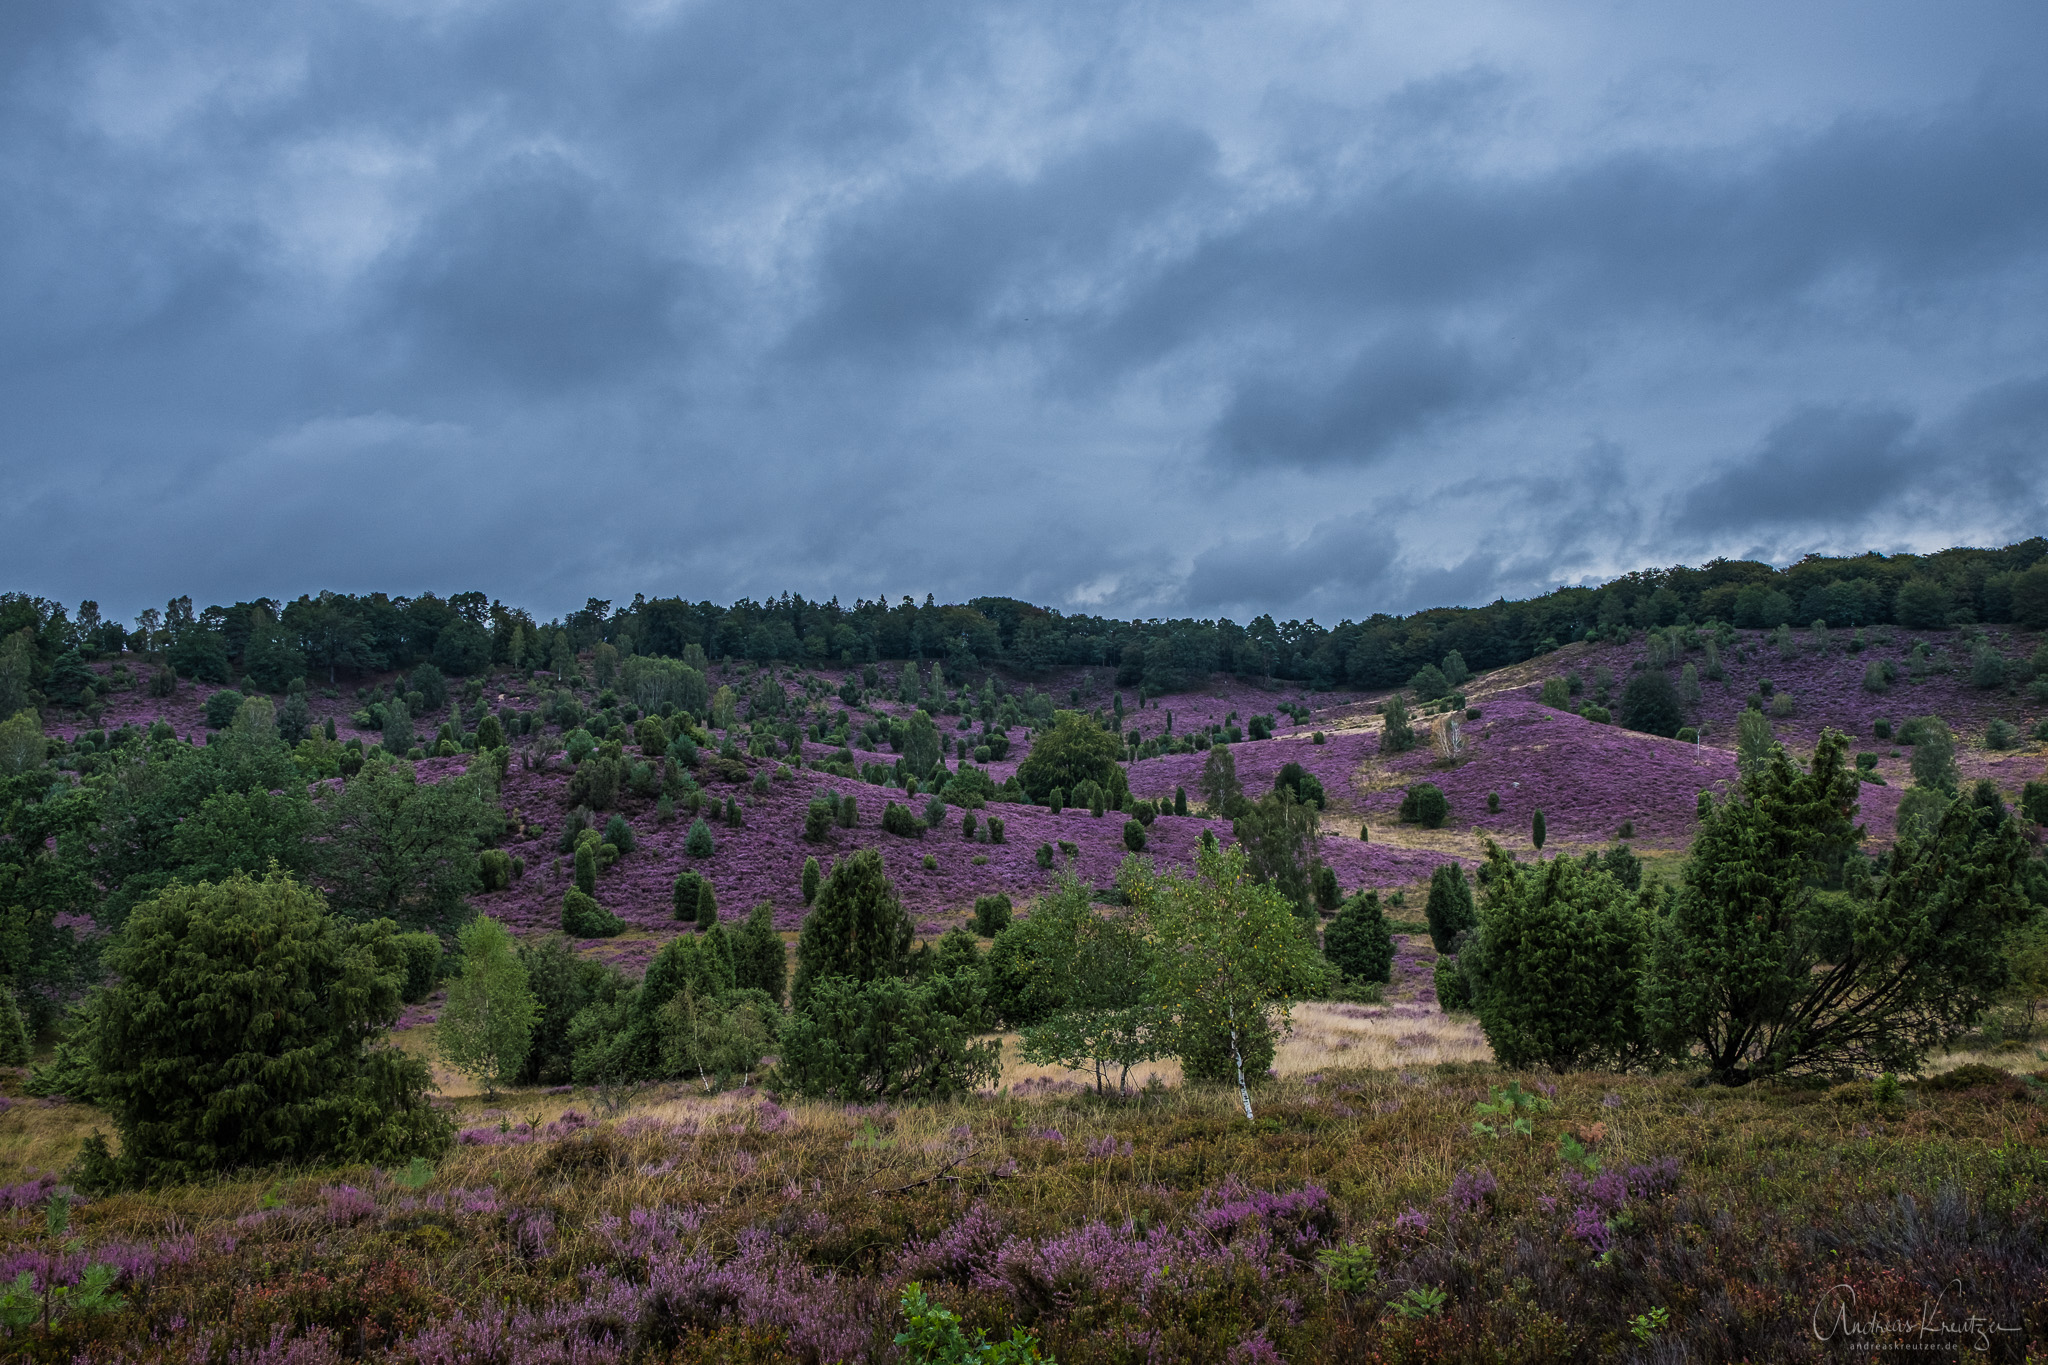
[792,848,914,1008]
[1644,735,2028,1083]
[437,916,537,1098]
[1197,742,1242,815]
[85,871,450,1186]
[1145,844,1331,1121]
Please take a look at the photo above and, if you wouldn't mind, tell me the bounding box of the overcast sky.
[4,0,2046,624]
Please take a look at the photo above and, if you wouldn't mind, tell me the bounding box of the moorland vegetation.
[0,540,2046,1359]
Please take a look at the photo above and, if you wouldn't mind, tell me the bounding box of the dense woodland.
[7,541,2047,706]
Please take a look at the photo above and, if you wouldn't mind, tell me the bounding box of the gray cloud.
[1,0,2046,622]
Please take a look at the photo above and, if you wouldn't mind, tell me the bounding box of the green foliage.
[0,709,44,777]
[1398,782,1449,829]
[1380,695,1417,753]
[1272,761,1326,809]
[1645,736,2028,1082]
[792,847,914,1009]
[437,916,536,1098]
[1618,669,1683,738]
[973,893,1013,937]
[410,662,448,714]
[1906,716,1959,795]
[1196,744,1242,817]
[882,801,924,838]
[1144,844,1332,1118]
[1231,789,1323,922]
[562,888,624,939]
[1324,891,1394,984]
[603,813,635,854]
[85,870,449,1186]
[1735,708,1776,786]
[696,876,719,933]
[477,847,513,892]
[732,902,787,1003]
[2021,781,2048,827]
[1015,872,1165,1094]
[776,972,1000,1101]
[1408,664,1449,701]
[1016,711,1128,806]
[307,755,499,930]
[802,855,822,905]
[1423,863,1476,954]
[1466,847,1649,1073]
[902,709,945,780]
[393,931,444,1003]
[1531,809,1547,850]
[0,986,28,1066]
[515,934,618,1085]
[204,688,245,729]
[1122,818,1147,852]
[0,1261,126,1331]
[672,870,704,921]
[574,840,598,896]
[1470,1080,1552,1139]
[686,817,716,858]
[895,1282,1053,1365]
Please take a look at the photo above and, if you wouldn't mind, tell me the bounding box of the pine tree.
[1423,864,1476,953]
[1532,809,1546,850]
[696,878,719,932]
[733,902,788,1004]
[792,848,913,1009]
[801,856,822,906]
[86,871,450,1185]
[1324,892,1395,984]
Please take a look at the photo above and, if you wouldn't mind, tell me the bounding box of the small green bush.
[562,889,624,938]
[883,801,924,837]
[603,813,635,854]
[478,849,513,893]
[204,689,244,730]
[1984,718,2020,751]
[673,870,705,920]
[973,894,1013,937]
[1398,782,1449,829]
[686,818,716,858]
[1122,819,1147,852]
[1487,792,1500,814]
[1035,842,1055,869]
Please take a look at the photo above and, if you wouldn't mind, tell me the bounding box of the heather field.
[8,577,2048,1362]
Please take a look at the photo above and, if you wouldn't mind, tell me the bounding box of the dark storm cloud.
[1208,330,1509,469]
[1,0,2046,622]
[380,153,696,389]
[1675,405,1924,534]
[1183,514,1401,619]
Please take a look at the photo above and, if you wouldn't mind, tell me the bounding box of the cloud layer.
[3,0,2046,622]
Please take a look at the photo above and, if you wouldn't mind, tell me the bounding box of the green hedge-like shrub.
[1398,782,1449,828]
[563,888,625,938]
